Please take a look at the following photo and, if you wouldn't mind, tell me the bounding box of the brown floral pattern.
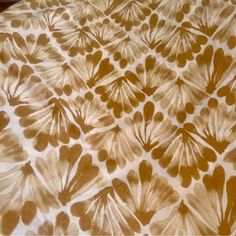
[0,111,27,162]
[125,55,178,96]
[151,125,217,187]
[106,36,148,67]
[52,21,100,56]
[71,187,141,235]
[150,200,215,235]
[110,0,151,31]
[151,166,236,235]
[125,101,177,152]
[0,161,60,235]
[36,144,101,205]
[86,125,142,172]
[186,0,234,36]
[183,45,234,94]
[185,98,236,154]
[15,98,80,151]
[113,160,179,225]
[26,212,79,235]
[9,33,64,63]
[0,63,52,106]
[187,166,236,235]
[0,0,236,235]
[68,92,115,133]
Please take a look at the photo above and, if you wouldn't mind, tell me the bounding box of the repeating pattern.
[0,0,236,235]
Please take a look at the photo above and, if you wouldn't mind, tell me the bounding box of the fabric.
[0,0,236,235]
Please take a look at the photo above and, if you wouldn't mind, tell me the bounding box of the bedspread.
[0,0,236,235]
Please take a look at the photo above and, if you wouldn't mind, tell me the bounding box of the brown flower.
[150,201,214,235]
[106,36,148,68]
[187,0,234,36]
[95,73,145,118]
[0,162,60,235]
[10,33,64,63]
[68,92,114,134]
[185,98,236,154]
[15,98,80,151]
[111,0,151,31]
[0,63,52,107]
[155,24,207,67]
[187,166,236,235]
[26,212,79,235]
[153,77,206,122]
[86,125,142,173]
[125,55,177,96]
[53,23,99,56]
[125,102,177,152]
[36,145,101,205]
[71,187,141,235]
[152,125,217,187]
[0,110,27,163]
[113,160,179,225]
[183,45,234,94]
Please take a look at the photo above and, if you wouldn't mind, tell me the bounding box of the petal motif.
[155,24,207,67]
[36,145,101,205]
[125,55,177,96]
[95,74,145,118]
[90,19,126,45]
[106,36,148,68]
[2,4,47,30]
[185,98,236,154]
[26,211,79,235]
[10,33,64,63]
[68,92,114,133]
[217,75,236,106]
[0,111,27,163]
[187,166,236,235]
[125,102,177,152]
[188,0,234,36]
[0,162,60,234]
[150,201,214,235]
[68,0,104,24]
[152,126,217,187]
[113,160,179,225]
[0,33,13,64]
[183,45,235,94]
[35,61,87,95]
[86,125,142,172]
[52,22,99,56]
[15,98,80,151]
[153,77,206,122]
[134,14,175,49]
[0,63,52,106]
[27,0,70,9]
[71,187,141,235]
[111,0,151,31]
[213,11,236,49]
[154,0,195,21]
